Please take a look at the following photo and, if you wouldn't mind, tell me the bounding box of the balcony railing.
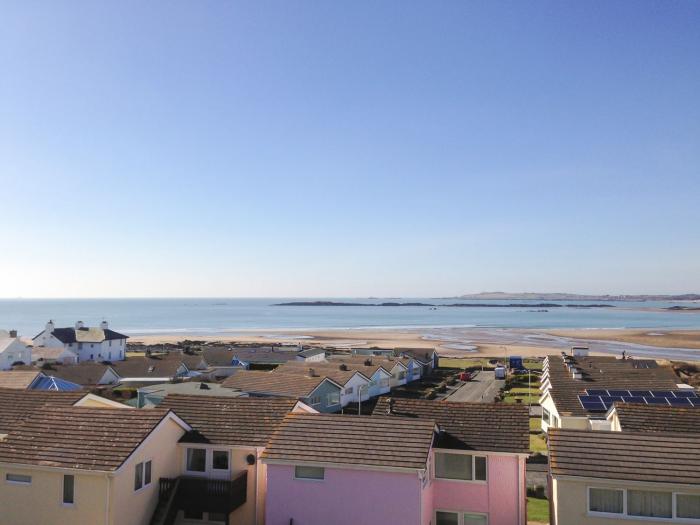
[151,472,247,525]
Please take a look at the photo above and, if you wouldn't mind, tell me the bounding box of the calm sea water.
[0,298,699,337]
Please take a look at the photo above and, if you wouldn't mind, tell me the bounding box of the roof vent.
[364,359,373,366]
[571,367,582,379]
[199,383,210,390]
[8,330,17,338]
[307,368,316,377]
[339,364,348,371]
[387,398,395,415]
[75,321,84,330]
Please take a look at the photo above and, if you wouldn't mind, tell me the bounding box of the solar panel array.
[578,389,700,412]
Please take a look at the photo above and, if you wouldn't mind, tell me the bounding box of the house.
[157,395,314,525]
[28,374,83,391]
[262,413,437,525]
[396,347,439,373]
[222,370,343,413]
[548,428,700,524]
[0,330,31,370]
[375,398,529,525]
[30,345,74,364]
[295,347,326,362]
[607,402,700,433]
[0,405,189,525]
[136,381,248,408]
[32,320,128,363]
[539,354,683,432]
[0,370,44,389]
[272,362,371,405]
[329,354,423,384]
[109,353,197,385]
[48,362,119,386]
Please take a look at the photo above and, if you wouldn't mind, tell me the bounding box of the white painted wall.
[0,338,31,370]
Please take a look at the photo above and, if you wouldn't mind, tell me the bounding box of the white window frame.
[433,451,488,483]
[294,465,325,481]
[5,473,31,485]
[587,486,700,522]
[434,509,489,525]
[211,450,230,472]
[134,459,153,492]
[185,448,208,475]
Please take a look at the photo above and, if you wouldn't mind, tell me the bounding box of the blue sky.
[1,1,699,297]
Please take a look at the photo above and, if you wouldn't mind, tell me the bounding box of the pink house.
[262,399,529,525]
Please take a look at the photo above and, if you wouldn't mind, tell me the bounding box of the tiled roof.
[160,395,297,446]
[612,403,700,434]
[373,398,529,454]
[30,346,68,361]
[0,388,85,433]
[222,370,337,398]
[49,363,111,385]
[397,348,435,363]
[0,407,175,471]
[262,413,436,470]
[549,428,700,485]
[324,356,395,377]
[0,371,42,390]
[298,348,325,358]
[110,353,194,379]
[273,363,369,386]
[224,346,301,365]
[50,327,128,344]
[543,356,681,417]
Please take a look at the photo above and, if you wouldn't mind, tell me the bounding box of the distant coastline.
[273,301,614,308]
[446,292,700,301]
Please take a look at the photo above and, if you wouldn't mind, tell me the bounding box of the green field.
[527,496,549,523]
[530,433,547,453]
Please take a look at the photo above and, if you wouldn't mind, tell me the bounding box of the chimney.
[8,330,17,338]
[46,320,55,333]
[339,364,348,371]
[100,320,109,330]
[571,367,582,380]
[364,358,373,366]
[387,398,395,415]
[75,321,84,330]
[307,368,316,377]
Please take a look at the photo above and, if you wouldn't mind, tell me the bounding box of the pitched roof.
[543,356,681,417]
[223,346,301,365]
[49,362,111,386]
[298,348,325,358]
[612,403,700,434]
[373,398,529,454]
[397,348,435,363]
[0,388,85,433]
[30,346,68,361]
[273,363,369,386]
[0,371,42,390]
[222,370,339,398]
[549,428,700,485]
[109,353,193,379]
[0,407,177,471]
[160,395,298,446]
[262,413,436,470]
[0,337,23,354]
[30,375,83,392]
[49,327,128,344]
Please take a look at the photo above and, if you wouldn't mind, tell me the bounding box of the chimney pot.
[9,330,17,338]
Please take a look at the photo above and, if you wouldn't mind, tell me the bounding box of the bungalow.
[539,354,683,432]
[0,370,45,390]
[109,353,197,385]
[607,402,700,433]
[0,331,31,370]
[0,406,189,525]
[136,382,248,408]
[295,347,326,362]
[375,398,529,525]
[157,395,315,525]
[222,370,343,413]
[397,347,439,373]
[32,320,128,363]
[272,362,371,405]
[548,428,700,524]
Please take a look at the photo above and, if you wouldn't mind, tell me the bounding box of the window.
[294,466,324,480]
[463,514,487,525]
[589,488,623,514]
[677,494,700,519]
[62,475,74,505]
[628,490,672,518]
[327,392,340,405]
[308,396,321,406]
[6,354,13,361]
[6,473,31,484]
[435,452,487,481]
[399,371,406,380]
[542,408,551,425]
[108,351,111,359]
[186,448,206,472]
[212,450,229,471]
[345,386,353,394]
[134,460,152,491]
[436,511,459,525]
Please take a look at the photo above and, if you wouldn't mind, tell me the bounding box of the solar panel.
[690,399,700,407]
[650,391,675,398]
[581,402,607,412]
[622,396,647,404]
[669,398,692,407]
[579,395,603,403]
[608,389,631,397]
[645,397,669,405]
[629,390,652,397]
[586,389,609,396]
[673,390,697,398]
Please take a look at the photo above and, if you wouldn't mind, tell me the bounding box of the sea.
[1,298,699,337]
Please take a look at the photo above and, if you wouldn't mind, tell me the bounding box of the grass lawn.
[529,417,542,431]
[509,387,538,394]
[530,433,548,453]
[439,357,495,370]
[527,496,549,523]
[503,393,540,405]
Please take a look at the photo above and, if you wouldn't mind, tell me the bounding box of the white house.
[0,331,31,370]
[32,320,128,363]
[295,347,327,362]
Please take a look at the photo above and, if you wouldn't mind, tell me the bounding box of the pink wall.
[266,464,422,525]
[427,453,525,525]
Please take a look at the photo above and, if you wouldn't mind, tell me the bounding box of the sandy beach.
[129,327,700,361]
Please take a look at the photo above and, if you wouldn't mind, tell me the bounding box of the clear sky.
[1,1,699,298]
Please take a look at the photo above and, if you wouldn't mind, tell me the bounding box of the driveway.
[445,371,504,403]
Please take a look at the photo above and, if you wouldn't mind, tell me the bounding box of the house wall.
[306,380,342,413]
[429,453,525,525]
[0,465,108,524]
[265,464,422,525]
[368,370,391,397]
[551,477,700,525]
[109,417,185,525]
[0,338,31,370]
[340,373,369,405]
[74,339,126,363]
[388,364,408,387]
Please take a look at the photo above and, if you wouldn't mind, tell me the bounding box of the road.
[445,371,504,403]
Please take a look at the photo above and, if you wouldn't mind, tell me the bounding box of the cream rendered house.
[548,428,700,525]
[0,405,190,525]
